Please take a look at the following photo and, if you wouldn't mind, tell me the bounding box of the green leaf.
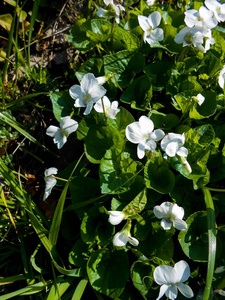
[49,91,74,122]
[112,26,140,51]
[107,107,135,134]
[178,211,208,262]
[0,13,13,30]
[76,58,103,82]
[134,211,175,257]
[69,238,89,271]
[71,278,88,300]
[144,151,175,194]
[189,91,217,119]
[84,124,124,163]
[131,261,154,294]
[80,205,114,246]
[87,248,129,298]
[120,75,152,110]
[46,277,74,300]
[104,50,145,88]
[123,188,147,215]
[100,148,137,194]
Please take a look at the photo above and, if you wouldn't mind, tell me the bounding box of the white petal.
[43,177,57,201]
[44,167,58,177]
[184,9,198,27]
[137,142,146,159]
[80,73,98,94]
[176,146,188,157]
[46,125,59,137]
[177,282,194,298]
[174,260,191,283]
[89,84,107,103]
[74,98,86,108]
[69,85,84,101]
[165,141,179,157]
[96,7,107,18]
[153,205,166,219]
[54,131,67,149]
[138,15,151,32]
[171,204,184,219]
[126,122,143,144]
[161,218,172,230]
[165,285,178,300]
[139,116,154,136]
[60,116,78,135]
[108,211,125,225]
[174,27,191,44]
[150,129,165,141]
[128,236,139,246]
[83,101,94,115]
[173,218,187,231]
[108,101,120,119]
[148,11,162,28]
[113,232,128,247]
[149,28,164,42]
[156,284,169,300]
[145,139,157,151]
[154,265,177,285]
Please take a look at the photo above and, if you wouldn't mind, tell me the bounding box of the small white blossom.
[113,231,139,247]
[205,0,225,23]
[108,211,126,225]
[94,96,120,119]
[218,65,225,89]
[103,0,125,24]
[126,116,165,159]
[153,202,187,231]
[69,73,107,115]
[195,93,205,106]
[154,260,194,300]
[146,0,155,6]
[184,7,217,29]
[138,12,164,45]
[43,167,58,201]
[46,116,78,149]
[161,133,188,158]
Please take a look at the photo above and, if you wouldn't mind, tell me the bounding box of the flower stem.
[101,98,108,125]
[204,187,225,192]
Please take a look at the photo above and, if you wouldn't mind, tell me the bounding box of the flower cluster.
[96,0,125,24]
[125,116,192,172]
[175,0,225,52]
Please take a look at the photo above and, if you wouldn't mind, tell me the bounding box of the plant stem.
[202,188,217,300]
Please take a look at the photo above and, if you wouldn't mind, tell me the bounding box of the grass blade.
[71,278,88,300]
[202,188,217,300]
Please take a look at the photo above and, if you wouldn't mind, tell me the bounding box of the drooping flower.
[154,260,194,300]
[94,96,120,119]
[218,65,225,89]
[126,116,165,159]
[46,116,78,149]
[153,202,187,231]
[138,12,164,45]
[103,0,125,24]
[113,231,139,247]
[43,167,58,201]
[205,0,225,23]
[184,7,217,29]
[69,73,107,115]
[108,211,126,225]
[160,133,188,158]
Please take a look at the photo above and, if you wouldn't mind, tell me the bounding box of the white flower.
[154,260,194,300]
[46,116,78,149]
[146,0,155,6]
[180,157,192,173]
[108,211,126,225]
[126,116,165,159]
[113,231,139,247]
[196,93,205,106]
[94,96,120,119]
[103,0,125,24]
[218,65,225,89]
[205,0,225,22]
[69,73,107,115]
[153,202,187,231]
[138,12,164,45]
[96,7,109,19]
[43,167,58,201]
[184,7,217,29]
[175,26,205,48]
[160,133,188,158]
